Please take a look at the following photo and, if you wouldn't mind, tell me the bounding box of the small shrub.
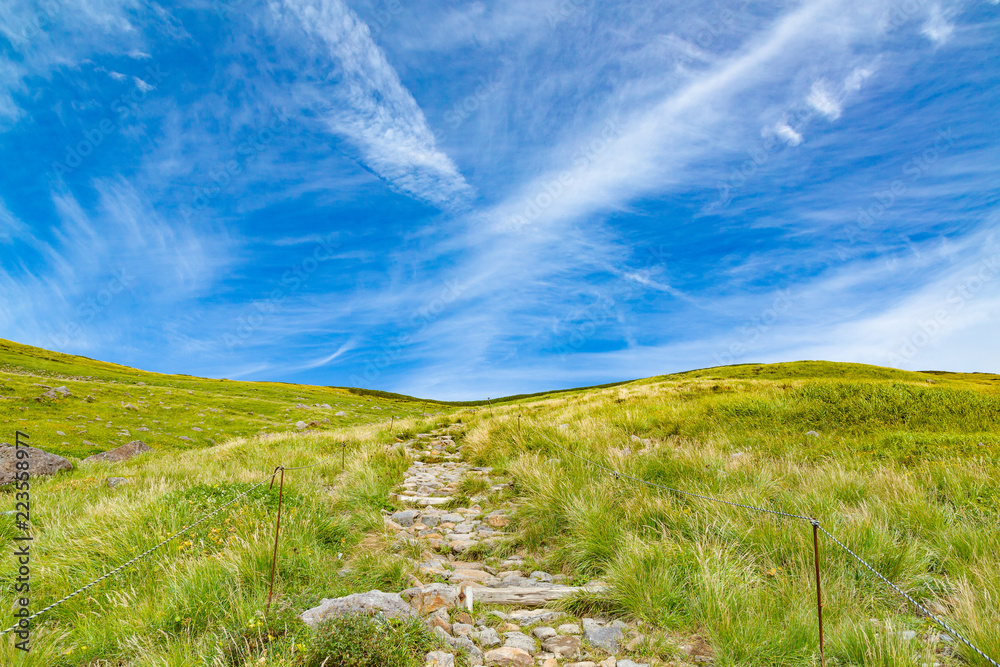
[302,614,437,667]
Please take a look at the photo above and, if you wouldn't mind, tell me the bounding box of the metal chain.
[818,526,1000,667]
[0,469,282,638]
[529,425,999,667]
[280,462,321,471]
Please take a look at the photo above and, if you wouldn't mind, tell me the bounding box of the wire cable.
[528,424,1000,667]
[0,467,283,638]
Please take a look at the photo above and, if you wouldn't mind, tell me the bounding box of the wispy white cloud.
[132,76,153,91]
[0,0,177,130]
[922,4,955,45]
[0,198,30,243]
[0,178,233,354]
[771,120,804,146]
[272,0,475,209]
[291,338,358,372]
[843,65,875,92]
[807,79,842,119]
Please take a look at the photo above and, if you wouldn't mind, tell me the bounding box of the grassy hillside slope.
[0,344,998,666]
[0,339,447,458]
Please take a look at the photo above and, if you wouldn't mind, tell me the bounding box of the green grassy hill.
[1,342,998,666]
[0,339,449,458]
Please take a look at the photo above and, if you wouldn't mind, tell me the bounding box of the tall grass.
[459,373,1000,667]
[0,417,431,666]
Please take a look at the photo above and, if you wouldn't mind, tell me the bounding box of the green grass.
[457,367,1000,667]
[301,615,448,667]
[2,344,999,666]
[0,421,435,666]
[0,338,446,458]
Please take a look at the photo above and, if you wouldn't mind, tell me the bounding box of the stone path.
[378,427,661,667]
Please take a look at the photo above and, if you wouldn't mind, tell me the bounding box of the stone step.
[393,494,453,506]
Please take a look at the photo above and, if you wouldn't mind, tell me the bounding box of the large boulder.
[0,443,73,484]
[82,440,152,464]
[299,590,418,627]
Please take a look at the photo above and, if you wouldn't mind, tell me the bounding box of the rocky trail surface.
[299,427,711,667]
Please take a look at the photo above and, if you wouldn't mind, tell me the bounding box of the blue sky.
[0,0,998,399]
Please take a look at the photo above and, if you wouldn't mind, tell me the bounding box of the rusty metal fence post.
[812,519,826,667]
[266,466,285,611]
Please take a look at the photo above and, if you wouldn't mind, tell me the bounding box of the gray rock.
[407,583,460,614]
[295,403,308,409]
[532,626,557,640]
[426,651,455,667]
[543,635,582,658]
[450,539,478,554]
[335,411,347,417]
[617,661,650,667]
[478,627,501,647]
[530,570,553,582]
[449,636,483,663]
[83,440,152,464]
[484,646,533,666]
[453,522,475,534]
[105,477,131,488]
[583,618,623,652]
[295,421,308,429]
[805,430,820,437]
[503,631,536,653]
[391,510,421,527]
[558,623,581,635]
[422,514,441,527]
[299,590,418,627]
[508,609,566,626]
[0,443,73,485]
[441,513,465,523]
[453,622,474,637]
